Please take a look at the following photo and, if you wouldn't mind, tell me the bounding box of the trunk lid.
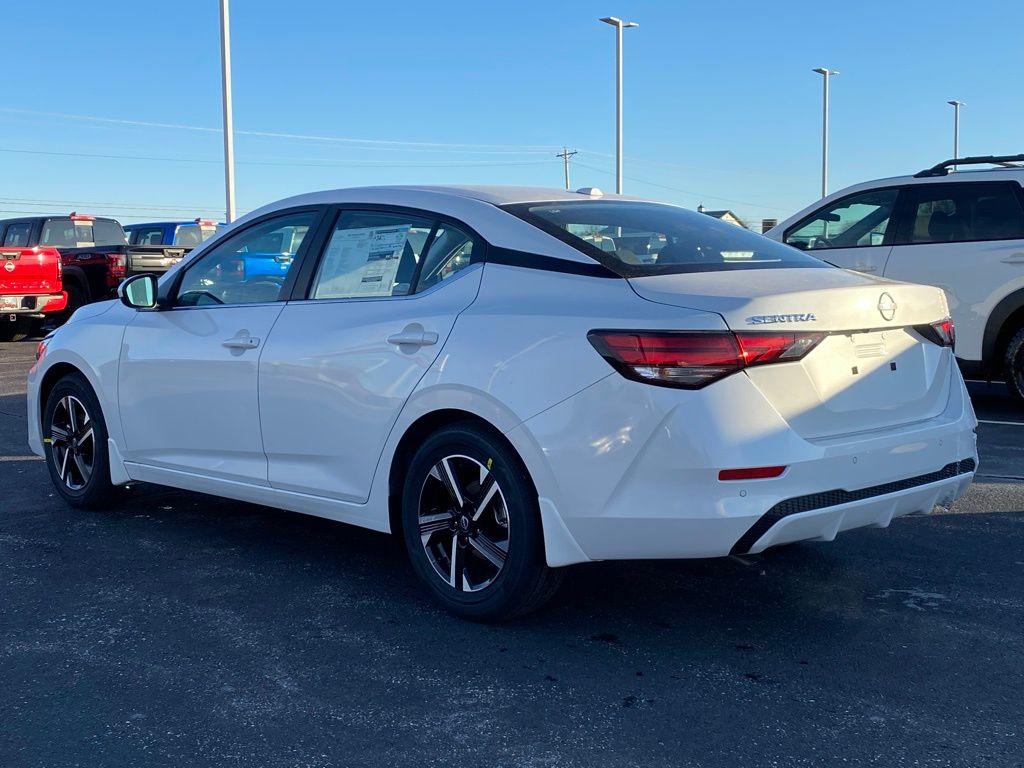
[629,268,955,439]
[0,247,62,296]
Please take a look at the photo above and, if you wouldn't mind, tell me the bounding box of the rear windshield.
[503,200,829,276]
[173,224,219,247]
[41,218,125,248]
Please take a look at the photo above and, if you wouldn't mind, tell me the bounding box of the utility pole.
[556,147,578,190]
[948,100,964,170]
[599,17,638,194]
[219,0,236,223]
[812,67,839,198]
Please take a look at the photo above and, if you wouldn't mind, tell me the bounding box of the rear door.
[881,180,1024,364]
[118,209,322,484]
[259,208,482,503]
[781,188,899,275]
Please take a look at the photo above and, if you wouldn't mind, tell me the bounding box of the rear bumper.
[1,292,67,318]
[514,354,978,565]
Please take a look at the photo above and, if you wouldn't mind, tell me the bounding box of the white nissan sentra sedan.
[27,186,978,620]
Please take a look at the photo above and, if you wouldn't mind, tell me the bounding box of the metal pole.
[821,72,829,198]
[219,0,236,223]
[614,23,623,195]
[600,18,637,195]
[563,146,571,190]
[813,68,838,198]
[948,100,964,170]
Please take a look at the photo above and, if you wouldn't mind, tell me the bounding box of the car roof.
[225,185,663,265]
[769,165,1024,235]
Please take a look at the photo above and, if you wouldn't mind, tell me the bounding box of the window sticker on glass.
[314,225,410,299]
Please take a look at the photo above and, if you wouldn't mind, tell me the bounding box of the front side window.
[311,211,434,299]
[175,212,315,307]
[894,182,1024,244]
[3,222,32,246]
[173,223,219,247]
[505,200,826,276]
[785,189,898,251]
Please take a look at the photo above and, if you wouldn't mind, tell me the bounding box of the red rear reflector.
[719,466,786,481]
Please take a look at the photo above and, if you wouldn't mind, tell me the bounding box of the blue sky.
[1,0,1021,226]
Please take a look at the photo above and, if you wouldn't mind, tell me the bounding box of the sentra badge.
[745,313,817,325]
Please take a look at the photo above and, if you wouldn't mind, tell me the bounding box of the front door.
[259,209,482,503]
[781,187,899,275]
[117,209,320,483]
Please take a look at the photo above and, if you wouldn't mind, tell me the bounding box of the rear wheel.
[1005,328,1024,406]
[58,281,88,325]
[400,423,562,622]
[43,373,118,509]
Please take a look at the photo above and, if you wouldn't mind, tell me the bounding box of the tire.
[400,422,562,622]
[57,280,88,326]
[1005,327,1024,406]
[42,372,118,509]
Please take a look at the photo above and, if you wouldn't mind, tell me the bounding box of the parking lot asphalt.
[1,337,1023,768]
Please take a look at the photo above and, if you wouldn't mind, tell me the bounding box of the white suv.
[766,154,1024,403]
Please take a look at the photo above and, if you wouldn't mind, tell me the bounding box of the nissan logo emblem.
[878,292,897,321]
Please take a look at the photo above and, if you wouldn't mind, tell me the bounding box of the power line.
[0,108,562,153]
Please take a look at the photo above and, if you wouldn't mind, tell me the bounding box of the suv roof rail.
[914,154,1024,178]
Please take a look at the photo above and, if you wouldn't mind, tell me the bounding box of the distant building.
[761,218,778,234]
[696,204,747,229]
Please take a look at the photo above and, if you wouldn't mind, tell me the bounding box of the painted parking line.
[977,419,1024,426]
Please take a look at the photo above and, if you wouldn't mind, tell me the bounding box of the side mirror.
[118,274,159,309]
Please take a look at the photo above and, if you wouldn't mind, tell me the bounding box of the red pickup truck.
[0,213,193,337]
[0,246,66,340]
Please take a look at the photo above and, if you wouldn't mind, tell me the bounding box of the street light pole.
[948,100,964,170]
[812,67,838,199]
[219,0,236,223]
[599,16,638,195]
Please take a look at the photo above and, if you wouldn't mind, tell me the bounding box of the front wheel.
[1005,328,1024,406]
[43,373,118,509]
[401,423,562,621]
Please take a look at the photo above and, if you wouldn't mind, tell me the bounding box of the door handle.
[1001,252,1024,264]
[222,336,260,350]
[387,326,439,347]
[853,265,878,273]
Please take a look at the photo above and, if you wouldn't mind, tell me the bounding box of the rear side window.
[311,211,434,299]
[504,200,827,276]
[784,189,898,250]
[893,182,1024,244]
[3,222,32,246]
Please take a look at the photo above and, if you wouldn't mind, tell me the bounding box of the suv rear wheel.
[1005,327,1024,406]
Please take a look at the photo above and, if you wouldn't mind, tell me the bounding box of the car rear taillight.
[106,253,127,286]
[588,330,825,389]
[914,317,955,348]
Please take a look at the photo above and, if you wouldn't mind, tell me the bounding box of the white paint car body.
[27,186,978,616]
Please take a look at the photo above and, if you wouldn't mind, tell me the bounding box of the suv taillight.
[588,330,826,389]
[914,318,955,348]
